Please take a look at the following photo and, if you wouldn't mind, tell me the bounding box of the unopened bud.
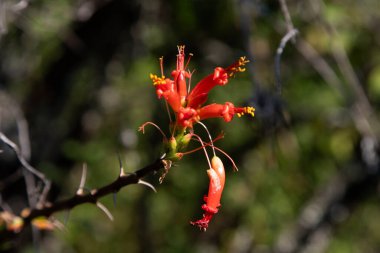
[177,133,192,150]
[168,137,177,152]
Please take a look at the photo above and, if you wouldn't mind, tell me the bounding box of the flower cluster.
[150,46,254,129]
[145,46,254,231]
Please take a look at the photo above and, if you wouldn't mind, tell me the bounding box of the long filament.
[192,135,238,171]
[138,122,168,142]
[197,121,216,157]
[164,101,173,123]
[191,133,211,169]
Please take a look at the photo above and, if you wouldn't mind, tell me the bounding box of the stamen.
[191,134,212,169]
[150,74,166,85]
[165,101,173,123]
[187,69,196,95]
[192,136,238,171]
[180,133,224,156]
[237,106,255,118]
[207,145,238,172]
[197,121,216,157]
[138,122,168,142]
[226,56,250,77]
[185,53,193,70]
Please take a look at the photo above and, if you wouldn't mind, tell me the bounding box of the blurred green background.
[1,0,380,252]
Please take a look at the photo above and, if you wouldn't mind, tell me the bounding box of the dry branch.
[23,158,164,223]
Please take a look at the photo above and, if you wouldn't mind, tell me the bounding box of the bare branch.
[0,132,51,208]
[0,132,45,183]
[20,158,165,226]
[278,0,295,34]
[295,38,345,97]
[305,0,380,138]
[275,29,298,94]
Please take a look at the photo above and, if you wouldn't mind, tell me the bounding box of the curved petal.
[190,156,225,231]
[187,67,228,108]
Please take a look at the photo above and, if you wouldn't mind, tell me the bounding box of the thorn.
[76,163,87,195]
[118,153,126,177]
[63,210,70,225]
[96,202,114,221]
[113,192,117,208]
[138,179,157,193]
[51,218,66,231]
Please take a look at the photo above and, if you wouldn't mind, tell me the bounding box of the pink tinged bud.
[191,156,225,231]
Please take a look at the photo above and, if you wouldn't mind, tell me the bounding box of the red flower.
[150,46,254,128]
[191,156,225,231]
[146,46,255,231]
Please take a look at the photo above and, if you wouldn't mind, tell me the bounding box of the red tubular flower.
[187,57,249,108]
[150,74,181,112]
[150,46,254,129]
[191,156,225,231]
[199,102,255,122]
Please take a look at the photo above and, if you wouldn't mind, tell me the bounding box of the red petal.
[198,102,235,122]
[191,157,225,231]
[187,67,228,108]
[176,107,198,127]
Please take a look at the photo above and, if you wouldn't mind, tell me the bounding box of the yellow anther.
[245,106,255,117]
[150,73,166,86]
[227,56,249,78]
[237,107,255,118]
[238,56,249,66]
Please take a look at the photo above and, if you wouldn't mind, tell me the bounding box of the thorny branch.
[0,130,165,242]
[0,157,165,243]
[22,157,164,223]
